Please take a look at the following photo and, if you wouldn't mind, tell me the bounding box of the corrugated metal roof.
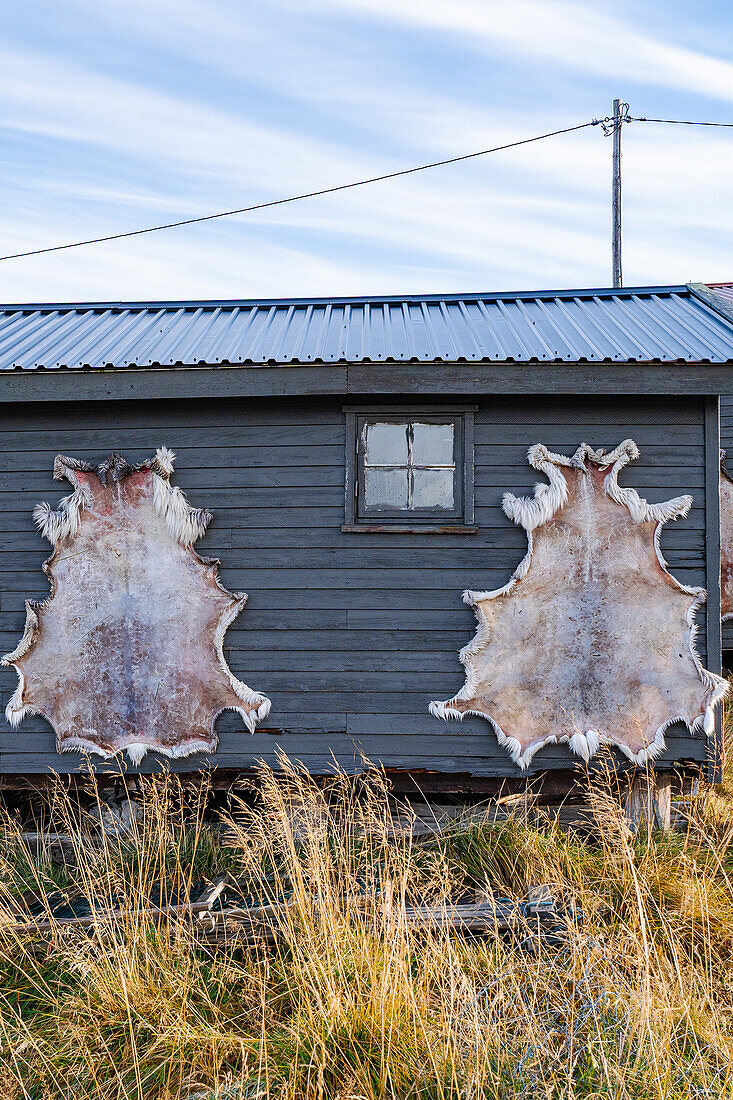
[0,285,732,370]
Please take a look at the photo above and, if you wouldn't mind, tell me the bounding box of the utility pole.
[611,99,626,288]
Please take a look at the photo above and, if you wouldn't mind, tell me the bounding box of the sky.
[1,0,731,302]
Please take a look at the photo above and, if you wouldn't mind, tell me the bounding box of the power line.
[4,111,730,266]
[0,119,602,263]
[630,116,733,128]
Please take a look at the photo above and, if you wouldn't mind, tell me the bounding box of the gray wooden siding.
[0,393,710,778]
[721,394,733,653]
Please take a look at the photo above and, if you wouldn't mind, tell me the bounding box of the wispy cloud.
[0,0,730,300]
[315,0,733,104]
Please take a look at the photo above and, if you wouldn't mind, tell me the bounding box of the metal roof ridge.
[0,284,693,313]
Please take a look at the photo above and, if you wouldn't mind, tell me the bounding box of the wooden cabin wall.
[721,395,733,655]
[0,392,710,779]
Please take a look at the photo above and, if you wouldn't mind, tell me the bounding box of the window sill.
[341,523,478,534]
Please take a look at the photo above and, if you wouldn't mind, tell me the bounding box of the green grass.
[1,755,733,1098]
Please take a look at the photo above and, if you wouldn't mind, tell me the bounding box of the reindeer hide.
[3,448,271,763]
[430,440,727,770]
[720,452,733,622]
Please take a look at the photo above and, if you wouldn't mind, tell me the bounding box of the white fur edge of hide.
[49,737,222,767]
[152,445,176,478]
[213,593,273,733]
[429,438,730,770]
[2,601,40,728]
[151,443,213,547]
[34,490,87,544]
[34,454,99,543]
[152,475,212,546]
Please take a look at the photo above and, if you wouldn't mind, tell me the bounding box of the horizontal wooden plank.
[474,470,704,492]
[0,578,708,613]
[474,423,703,441]
[0,365,350,403]
[0,363,725,405]
[0,588,479,614]
[346,362,725,397]
[0,530,707,563]
[0,398,343,430]
[1,713,708,748]
[0,688,430,714]
[0,714,351,751]
[1,636,709,680]
[0,731,708,776]
[0,488,346,511]
[0,609,456,633]
[0,392,700,427]
[0,464,705,497]
[475,398,702,425]
[0,534,706,573]
[0,437,704,474]
[0,560,707,595]
[0,438,705,470]
[0,469,705,507]
[473,441,702,463]
[0,434,703,474]
[0,425,345,456]
[0,506,351,531]
[0,445,346,482]
[0,686,710,718]
[0,644,459,673]
[3,604,710,638]
[0,501,707,529]
[0,464,345,491]
[0,505,706,540]
[0,735,707,768]
[346,712,707,740]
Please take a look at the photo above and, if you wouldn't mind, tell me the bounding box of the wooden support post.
[624,771,672,832]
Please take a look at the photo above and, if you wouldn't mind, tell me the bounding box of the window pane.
[364,467,409,510]
[412,422,454,466]
[364,422,408,466]
[411,467,454,510]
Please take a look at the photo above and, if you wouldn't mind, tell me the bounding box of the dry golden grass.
[0,752,733,1098]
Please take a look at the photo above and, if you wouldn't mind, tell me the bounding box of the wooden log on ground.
[6,888,563,949]
[7,898,219,936]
